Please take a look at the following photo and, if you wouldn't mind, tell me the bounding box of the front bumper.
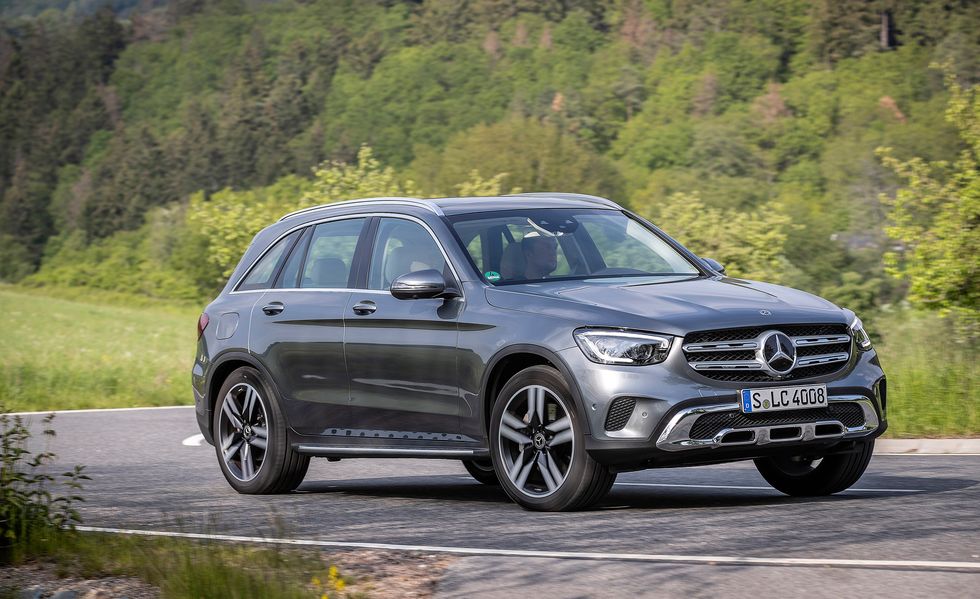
[557,343,886,469]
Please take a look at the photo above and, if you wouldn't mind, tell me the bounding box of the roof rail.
[278,197,442,222]
[506,192,622,209]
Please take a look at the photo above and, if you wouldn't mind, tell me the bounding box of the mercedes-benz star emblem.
[757,330,796,377]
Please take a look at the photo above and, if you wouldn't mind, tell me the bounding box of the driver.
[522,232,559,279]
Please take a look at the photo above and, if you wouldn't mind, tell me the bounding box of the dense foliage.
[0,0,976,334]
[879,69,979,336]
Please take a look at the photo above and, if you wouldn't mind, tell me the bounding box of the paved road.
[18,407,980,597]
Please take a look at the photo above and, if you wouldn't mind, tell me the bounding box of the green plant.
[28,531,355,599]
[0,409,88,564]
[878,66,979,340]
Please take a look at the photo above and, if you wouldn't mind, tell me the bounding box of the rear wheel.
[490,366,615,511]
[461,459,499,485]
[213,366,309,494]
[754,439,875,496]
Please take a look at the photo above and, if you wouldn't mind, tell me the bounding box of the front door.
[344,216,463,439]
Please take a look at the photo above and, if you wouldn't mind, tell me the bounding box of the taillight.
[197,313,210,339]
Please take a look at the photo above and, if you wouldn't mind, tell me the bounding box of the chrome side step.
[294,445,489,459]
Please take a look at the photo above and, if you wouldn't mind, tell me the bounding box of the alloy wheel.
[497,384,574,497]
[218,382,269,482]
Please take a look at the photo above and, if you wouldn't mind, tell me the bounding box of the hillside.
[0,0,977,320]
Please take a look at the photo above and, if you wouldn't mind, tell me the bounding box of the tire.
[489,365,616,511]
[754,439,875,496]
[461,459,500,485]
[213,366,310,494]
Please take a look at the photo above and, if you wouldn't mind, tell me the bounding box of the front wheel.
[754,439,875,496]
[490,366,615,511]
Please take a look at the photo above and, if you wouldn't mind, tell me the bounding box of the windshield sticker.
[484,271,502,283]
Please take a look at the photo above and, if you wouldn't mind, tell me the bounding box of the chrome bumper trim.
[655,395,879,452]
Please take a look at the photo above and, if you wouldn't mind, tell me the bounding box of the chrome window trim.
[230,212,464,299]
[278,197,443,222]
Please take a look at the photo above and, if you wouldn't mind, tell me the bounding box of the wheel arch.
[206,351,276,434]
[481,345,591,438]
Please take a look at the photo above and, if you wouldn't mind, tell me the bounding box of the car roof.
[278,192,623,222]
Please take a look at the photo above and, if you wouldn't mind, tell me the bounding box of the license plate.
[740,384,827,414]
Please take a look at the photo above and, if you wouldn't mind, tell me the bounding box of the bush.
[0,410,88,564]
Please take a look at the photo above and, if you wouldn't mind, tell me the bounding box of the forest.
[0,0,976,337]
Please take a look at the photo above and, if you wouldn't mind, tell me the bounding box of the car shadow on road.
[296,473,976,510]
[297,476,514,504]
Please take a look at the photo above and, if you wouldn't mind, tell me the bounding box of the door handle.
[262,302,284,316]
[352,300,377,315]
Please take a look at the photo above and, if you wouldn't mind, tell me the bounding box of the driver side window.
[367,218,448,290]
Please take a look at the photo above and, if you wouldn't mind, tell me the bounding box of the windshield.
[449,209,700,285]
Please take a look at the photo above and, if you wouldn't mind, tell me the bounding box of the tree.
[0,159,52,261]
[878,68,979,337]
[644,192,798,284]
[187,146,413,280]
[412,117,622,198]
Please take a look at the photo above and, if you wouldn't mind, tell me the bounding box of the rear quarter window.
[237,229,302,291]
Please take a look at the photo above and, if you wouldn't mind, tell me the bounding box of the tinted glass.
[274,227,311,289]
[300,218,366,289]
[238,229,302,291]
[450,209,698,285]
[367,218,448,290]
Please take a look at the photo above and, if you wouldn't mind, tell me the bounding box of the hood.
[485,275,847,336]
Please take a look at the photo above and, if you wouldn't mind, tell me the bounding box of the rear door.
[249,216,369,436]
[343,216,463,438]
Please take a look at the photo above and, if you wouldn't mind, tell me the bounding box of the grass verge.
[871,310,978,438]
[11,528,354,598]
[0,285,198,412]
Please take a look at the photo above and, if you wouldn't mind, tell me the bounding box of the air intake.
[604,397,637,431]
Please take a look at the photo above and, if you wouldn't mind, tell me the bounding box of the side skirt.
[294,445,490,459]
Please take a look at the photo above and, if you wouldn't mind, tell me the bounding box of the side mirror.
[390,269,460,300]
[701,257,726,274]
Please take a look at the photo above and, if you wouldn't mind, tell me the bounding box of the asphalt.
[17,407,980,597]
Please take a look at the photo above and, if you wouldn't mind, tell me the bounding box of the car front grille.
[604,397,637,431]
[688,403,866,439]
[683,323,851,382]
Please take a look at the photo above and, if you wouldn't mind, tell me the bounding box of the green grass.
[0,286,976,436]
[872,311,979,438]
[14,528,353,599]
[0,285,199,412]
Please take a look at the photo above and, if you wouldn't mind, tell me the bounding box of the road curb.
[875,439,980,454]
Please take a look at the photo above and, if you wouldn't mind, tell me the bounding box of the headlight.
[574,329,673,365]
[850,316,873,350]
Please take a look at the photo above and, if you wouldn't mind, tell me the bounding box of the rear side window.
[300,218,367,289]
[238,229,302,291]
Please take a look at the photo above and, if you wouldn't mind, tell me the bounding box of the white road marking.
[181,434,206,447]
[614,482,924,493]
[73,526,980,571]
[876,453,980,457]
[8,405,195,416]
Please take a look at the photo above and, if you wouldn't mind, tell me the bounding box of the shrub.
[0,409,88,564]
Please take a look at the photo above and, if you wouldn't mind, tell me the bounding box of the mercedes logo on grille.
[757,331,797,377]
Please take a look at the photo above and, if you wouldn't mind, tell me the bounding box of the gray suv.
[192,193,886,511]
